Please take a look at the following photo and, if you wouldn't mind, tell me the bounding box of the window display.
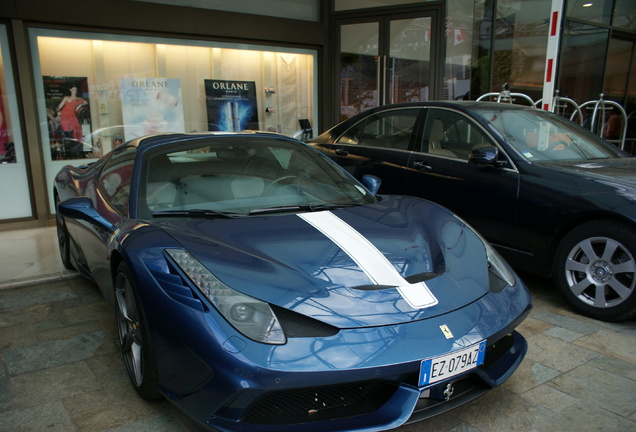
[0,24,32,220]
[29,28,317,213]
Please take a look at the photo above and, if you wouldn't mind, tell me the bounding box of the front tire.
[115,261,161,399]
[555,220,636,321]
[55,194,73,270]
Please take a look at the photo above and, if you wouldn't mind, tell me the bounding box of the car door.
[324,108,424,194]
[406,108,521,253]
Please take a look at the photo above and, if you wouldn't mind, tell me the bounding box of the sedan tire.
[555,220,636,321]
[115,261,161,399]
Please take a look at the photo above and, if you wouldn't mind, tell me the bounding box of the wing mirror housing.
[57,197,116,232]
[469,146,503,166]
[361,174,382,195]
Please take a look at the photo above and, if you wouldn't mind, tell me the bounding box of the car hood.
[543,157,636,189]
[154,197,492,328]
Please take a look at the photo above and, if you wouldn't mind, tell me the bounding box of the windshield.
[473,108,623,162]
[138,135,375,219]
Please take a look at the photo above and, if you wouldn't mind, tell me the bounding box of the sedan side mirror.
[469,146,502,166]
[57,197,116,232]
[361,174,382,195]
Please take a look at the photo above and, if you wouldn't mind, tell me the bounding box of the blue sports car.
[54,132,531,432]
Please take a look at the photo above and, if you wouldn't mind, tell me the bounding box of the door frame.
[331,3,445,125]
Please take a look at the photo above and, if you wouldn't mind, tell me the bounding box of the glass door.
[338,9,441,120]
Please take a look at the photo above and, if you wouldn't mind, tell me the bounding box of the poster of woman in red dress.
[43,76,92,160]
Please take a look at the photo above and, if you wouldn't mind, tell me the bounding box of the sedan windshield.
[138,135,375,219]
[473,108,623,162]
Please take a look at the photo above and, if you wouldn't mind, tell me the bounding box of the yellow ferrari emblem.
[440,325,454,339]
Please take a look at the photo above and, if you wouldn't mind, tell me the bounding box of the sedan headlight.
[166,249,286,345]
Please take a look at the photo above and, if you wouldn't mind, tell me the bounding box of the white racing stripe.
[299,211,438,309]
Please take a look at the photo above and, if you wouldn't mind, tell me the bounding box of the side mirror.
[57,197,116,232]
[469,146,500,166]
[361,174,382,195]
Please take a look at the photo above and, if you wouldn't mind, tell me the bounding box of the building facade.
[0,0,634,230]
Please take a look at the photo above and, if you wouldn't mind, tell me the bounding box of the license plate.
[419,341,486,386]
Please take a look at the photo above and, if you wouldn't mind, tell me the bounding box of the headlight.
[484,241,516,289]
[452,216,516,290]
[166,249,286,345]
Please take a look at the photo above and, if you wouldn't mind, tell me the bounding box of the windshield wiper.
[152,209,245,219]
[248,202,362,215]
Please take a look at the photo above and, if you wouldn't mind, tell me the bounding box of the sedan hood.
[546,157,636,188]
[155,196,492,328]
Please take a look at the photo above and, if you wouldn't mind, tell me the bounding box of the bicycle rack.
[476,83,536,106]
[577,94,628,150]
[535,90,584,125]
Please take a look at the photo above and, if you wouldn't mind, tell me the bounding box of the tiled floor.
[1,228,635,431]
[0,227,78,289]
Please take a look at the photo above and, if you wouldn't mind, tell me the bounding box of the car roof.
[124,131,294,152]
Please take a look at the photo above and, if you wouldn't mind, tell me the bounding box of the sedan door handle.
[413,161,432,172]
[334,148,349,157]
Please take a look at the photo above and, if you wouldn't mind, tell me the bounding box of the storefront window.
[566,0,613,26]
[30,28,317,213]
[445,0,474,100]
[0,24,32,220]
[559,23,609,102]
[490,0,551,99]
[613,0,636,30]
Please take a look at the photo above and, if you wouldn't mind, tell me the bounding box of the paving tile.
[451,386,555,432]
[0,324,36,351]
[533,312,600,335]
[0,400,75,432]
[9,362,99,409]
[531,400,636,432]
[516,316,553,337]
[503,359,561,394]
[62,388,169,432]
[550,363,636,417]
[573,327,636,364]
[522,384,578,413]
[525,332,601,373]
[0,283,76,312]
[106,414,193,432]
[4,330,108,375]
[542,325,584,342]
[0,362,10,413]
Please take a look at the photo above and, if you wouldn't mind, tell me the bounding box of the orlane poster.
[119,77,185,142]
[43,76,92,160]
[204,80,258,132]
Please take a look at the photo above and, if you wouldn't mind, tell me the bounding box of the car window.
[336,109,420,150]
[97,146,136,214]
[474,108,621,162]
[138,136,376,218]
[419,109,492,160]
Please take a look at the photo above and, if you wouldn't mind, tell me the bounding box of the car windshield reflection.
[474,108,621,162]
[139,136,375,219]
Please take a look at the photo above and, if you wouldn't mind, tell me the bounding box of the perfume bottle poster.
[204,79,258,132]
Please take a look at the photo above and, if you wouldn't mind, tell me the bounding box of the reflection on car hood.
[157,196,491,328]
[546,157,636,186]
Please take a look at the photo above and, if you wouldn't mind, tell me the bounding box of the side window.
[98,146,136,214]
[420,109,491,160]
[336,109,420,150]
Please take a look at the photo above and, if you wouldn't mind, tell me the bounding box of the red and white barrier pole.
[541,0,565,111]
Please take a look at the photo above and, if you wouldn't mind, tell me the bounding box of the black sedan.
[310,101,636,322]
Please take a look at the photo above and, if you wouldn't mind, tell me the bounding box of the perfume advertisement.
[43,76,92,160]
[119,77,185,142]
[204,79,258,132]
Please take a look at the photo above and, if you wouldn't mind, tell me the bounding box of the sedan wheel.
[115,262,161,399]
[556,220,636,321]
